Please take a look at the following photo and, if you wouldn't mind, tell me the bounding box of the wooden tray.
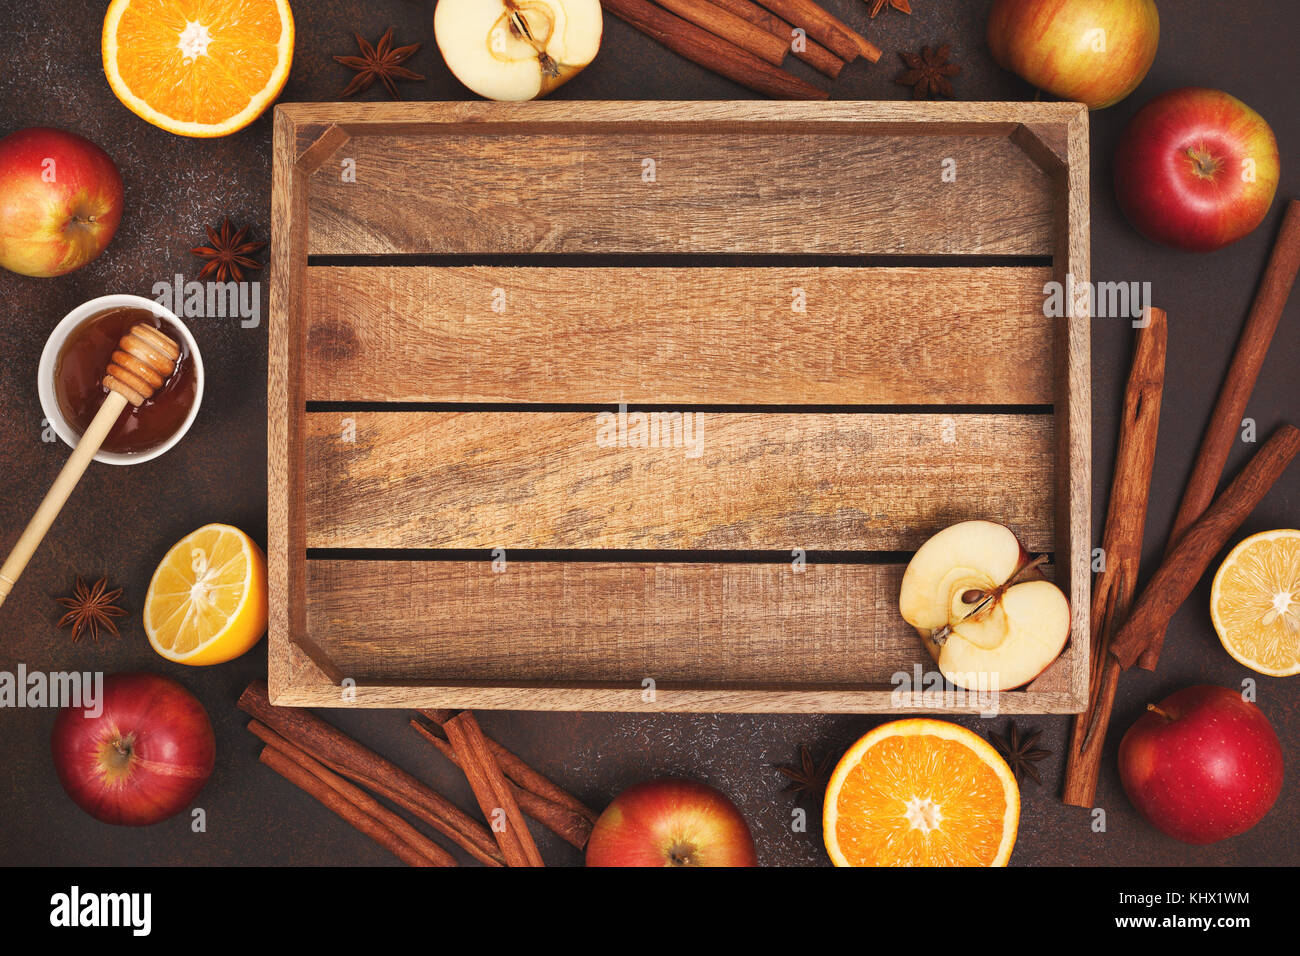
[269,101,1090,713]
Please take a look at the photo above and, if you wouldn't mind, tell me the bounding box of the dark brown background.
[0,0,1296,867]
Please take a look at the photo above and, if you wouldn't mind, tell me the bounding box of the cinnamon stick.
[656,0,791,65]
[259,747,440,868]
[1062,308,1166,807]
[410,718,593,849]
[250,720,456,867]
[753,0,880,63]
[419,709,598,824]
[237,680,504,867]
[709,0,844,77]
[443,712,545,867]
[1139,199,1300,669]
[600,0,829,100]
[1110,424,1300,669]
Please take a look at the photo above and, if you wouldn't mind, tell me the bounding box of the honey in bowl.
[54,306,197,455]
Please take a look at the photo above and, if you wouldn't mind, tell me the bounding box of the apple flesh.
[586,778,758,867]
[1114,87,1280,252]
[435,0,602,102]
[0,127,124,277]
[987,0,1159,110]
[51,672,215,826]
[1119,685,1283,845]
[899,521,1070,692]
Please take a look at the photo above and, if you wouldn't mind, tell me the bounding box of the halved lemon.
[1211,529,1300,677]
[103,0,294,138]
[145,524,267,665]
[823,718,1019,867]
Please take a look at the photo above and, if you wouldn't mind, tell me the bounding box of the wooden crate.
[269,101,1090,713]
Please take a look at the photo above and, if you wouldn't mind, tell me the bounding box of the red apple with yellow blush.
[0,127,124,277]
[586,778,758,867]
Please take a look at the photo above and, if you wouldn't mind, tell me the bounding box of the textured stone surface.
[0,0,1296,866]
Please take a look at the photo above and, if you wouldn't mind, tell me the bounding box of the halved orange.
[103,0,294,138]
[144,524,267,665]
[1211,529,1300,676]
[823,718,1019,867]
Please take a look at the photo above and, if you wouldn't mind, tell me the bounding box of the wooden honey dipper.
[0,323,181,608]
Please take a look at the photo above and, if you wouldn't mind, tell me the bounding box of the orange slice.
[1211,529,1300,676]
[823,718,1019,867]
[144,524,267,665]
[102,0,294,138]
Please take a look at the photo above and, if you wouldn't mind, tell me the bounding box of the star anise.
[895,44,961,100]
[334,27,425,100]
[57,577,126,644]
[191,219,266,283]
[774,744,834,802]
[869,0,912,17]
[990,722,1051,785]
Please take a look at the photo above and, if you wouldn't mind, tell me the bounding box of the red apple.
[586,778,758,867]
[1118,685,1283,845]
[987,0,1159,110]
[0,127,124,277]
[51,672,215,826]
[1114,88,1280,252]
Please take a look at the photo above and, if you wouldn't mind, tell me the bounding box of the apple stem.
[1146,703,1173,722]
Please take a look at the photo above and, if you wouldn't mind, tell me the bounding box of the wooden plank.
[305,412,1055,551]
[269,108,342,695]
[306,131,1054,256]
[306,561,927,684]
[1054,104,1092,713]
[303,266,1056,404]
[271,675,1083,714]
[276,99,1084,136]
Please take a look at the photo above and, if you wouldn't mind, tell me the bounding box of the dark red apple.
[0,126,124,277]
[51,672,215,826]
[1119,685,1283,845]
[586,778,758,867]
[987,0,1159,110]
[1114,87,1280,251]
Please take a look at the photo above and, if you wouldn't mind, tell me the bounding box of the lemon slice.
[145,524,267,665]
[103,0,294,138]
[1211,529,1300,677]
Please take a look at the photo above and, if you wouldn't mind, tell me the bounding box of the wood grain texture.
[1056,105,1091,712]
[304,266,1055,404]
[300,559,1073,712]
[306,131,1054,256]
[305,412,1056,551]
[268,101,1090,713]
[307,560,939,684]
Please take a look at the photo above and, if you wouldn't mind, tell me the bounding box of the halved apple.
[434,0,603,101]
[899,520,1070,692]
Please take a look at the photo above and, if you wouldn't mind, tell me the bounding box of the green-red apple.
[0,127,124,277]
[987,0,1159,109]
[586,778,758,867]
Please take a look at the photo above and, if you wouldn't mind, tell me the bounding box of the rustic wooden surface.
[304,411,1056,550]
[303,110,1059,255]
[274,100,1082,711]
[304,265,1056,404]
[2,0,1297,868]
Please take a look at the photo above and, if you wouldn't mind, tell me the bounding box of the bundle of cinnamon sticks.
[239,681,598,866]
[1063,199,1300,807]
[600,0,880,99]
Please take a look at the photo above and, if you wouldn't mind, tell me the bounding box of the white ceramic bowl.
[38,294,204,466]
